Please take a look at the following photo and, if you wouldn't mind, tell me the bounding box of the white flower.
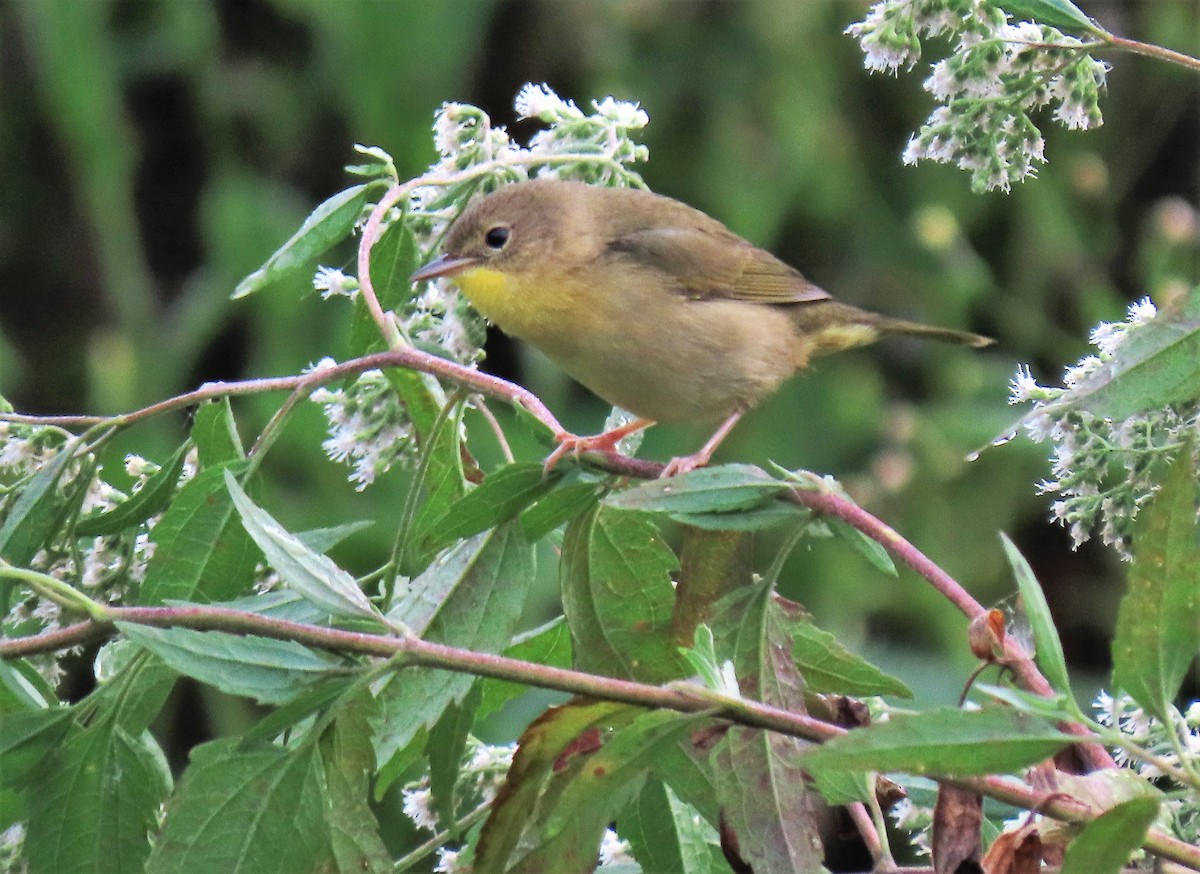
[434,847,462,873]
[593,96,649,129]
[401,785,438,832]
[1127,297,1157,325]
[598,828,635,867]
[313,266,358,300]
[515,83,580,122]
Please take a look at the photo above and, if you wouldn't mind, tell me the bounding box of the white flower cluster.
[1009,298,1199,555]
[1094,691,1200,843]
[847,0,1107,192]
[313,85,650,489]
[308,360,417,491]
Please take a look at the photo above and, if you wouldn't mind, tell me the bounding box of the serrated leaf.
[604,463,787,515]
[710,583,827,874]
[191,398,244,467]
[804,707,1075,775]
[139,462,258,604]
[999,0,1096,31]
[561,505,686,682]
[147,738,334,871]
[76,442,189,537]
[27,722,171,874]
[225,470,378,621]
[477,616,573,721]
[1112,447,1200,721]
[790,616,914,698]
[827,517,897,576]
[1001,532,1071,694]
[1059,797,1161,874]
[374,523,534,791]
[321,691,391,874]
[421,462,559,553]
[233,183,370,298]
[519,477,605,540]
[118,624,344,705]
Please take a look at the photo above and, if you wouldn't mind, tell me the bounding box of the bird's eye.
[484,226,510,250]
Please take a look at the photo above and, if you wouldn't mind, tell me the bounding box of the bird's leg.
[659,409,746,479]
[544,418,656,473]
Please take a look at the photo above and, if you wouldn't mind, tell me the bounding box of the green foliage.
[1,6,1199,869]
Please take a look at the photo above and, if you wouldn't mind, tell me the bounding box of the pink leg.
[543,418,656,473]
[660,409,746,479]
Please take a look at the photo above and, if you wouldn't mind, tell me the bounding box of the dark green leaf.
[1001,532,1071,694]
[226,470,378,621]
[804,707,1075,775]
[999,0,1096,31]
[604,463,787,515]
[147,738,334,872]
[421,462,558,553]
[374,522,535,791]
[118,624,345,705]
[790,615,913,698]
[622,779,721,874]
[477,616,573,721]
[560,505,686,682]
[519,477,605,540]
[76,442,189,537]
[1112,448,1200,721]
[1060,797,1161,874]
[827,517,898,576]
[139,462,258,604]
[232,183,370,299]
[0,708,72,786]
[27,723,172,874]
[191,398,244,467]
[427,682,481,834]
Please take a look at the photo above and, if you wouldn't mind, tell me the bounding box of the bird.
[411,179,992,476]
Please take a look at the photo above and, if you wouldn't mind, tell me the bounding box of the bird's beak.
[410,255,480,284]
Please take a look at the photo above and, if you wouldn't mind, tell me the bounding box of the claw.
[543,419,655,473]
[657,408,746,479]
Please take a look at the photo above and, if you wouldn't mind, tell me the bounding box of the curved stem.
[1101,34,1200,72]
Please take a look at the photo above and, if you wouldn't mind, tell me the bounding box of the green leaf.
[295,520,374,554]
[27,722,172,874]
[622,779,722,874]
[421,462,559,553]
[118,624,345,705]
[669,502,809,532]
[225,470,379,622]
[789,615,913,698]
[374,522,535,791]
[0,708,73,786]
[804,707,1075,775]
[604,463,787,515]
[1059,797,1161,874]
[826,517,897,576]
[1112,447,1200,721]
[348,216,418,357]
[427,682,481,834]
[519,477,605,540]
[477,616,573,721]
[321,691,392,874]
[139,462,258,604]
[560,505,686,682]
[0,446,76,567]
[807,767,873,806]
[998,0,1096,32]
[709,583,827,874]
[1036,288,1200,421]
[232,183,370,298]
[75,442,189,537]
[191,398,245,467]
[147,738,334,872]
[476,699,637,873]
[1001,532,1071,694]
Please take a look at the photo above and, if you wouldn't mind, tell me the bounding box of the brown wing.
[605,227,831,304]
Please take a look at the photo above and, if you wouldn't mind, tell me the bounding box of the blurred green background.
[1,0,1196,740]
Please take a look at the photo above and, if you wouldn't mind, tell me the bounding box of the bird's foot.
[543,419,654,474]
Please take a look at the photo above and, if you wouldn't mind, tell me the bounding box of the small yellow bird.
[412,179,991,476]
